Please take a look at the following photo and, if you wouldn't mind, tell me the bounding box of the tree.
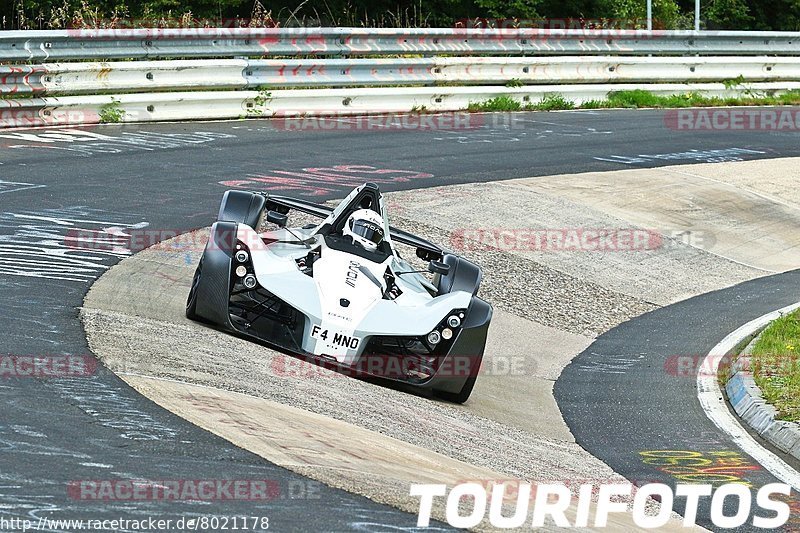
[703,0,754,29]
[747,0,800,30]
[5,0,248,28]
[473,0,542,18]
[596,0,682,28]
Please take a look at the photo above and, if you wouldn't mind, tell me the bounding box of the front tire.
[186,257,203,320]
[435,373,478,404]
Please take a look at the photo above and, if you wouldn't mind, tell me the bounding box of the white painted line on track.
[698,301,800,490]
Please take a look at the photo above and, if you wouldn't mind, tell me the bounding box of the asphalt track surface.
[555,270,800,532]
[1,108,800,530]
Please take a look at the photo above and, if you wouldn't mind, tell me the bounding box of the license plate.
[310,324,361,350]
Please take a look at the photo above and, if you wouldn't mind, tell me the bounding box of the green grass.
[467,95,522,112]
[528,94,576,111]
[98,98,124,123]
[605,89,716,108]
[465,89,800,113]
[245,88,272,118]
[467,94,575,112]
[750,310,800,422]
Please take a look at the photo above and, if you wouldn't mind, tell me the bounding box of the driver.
[343,209,385,252]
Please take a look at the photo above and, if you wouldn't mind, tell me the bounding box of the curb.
[697,301,800,490]
[725,332,800,459]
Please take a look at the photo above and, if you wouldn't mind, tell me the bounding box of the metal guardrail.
[5,82,800,129]
[5,57,799,96]
[3,28,800,61]
[2,28,800,128]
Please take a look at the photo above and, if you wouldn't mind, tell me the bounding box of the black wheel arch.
[437,253,483,296]
[425,296,493,403]
[218,190,266,230]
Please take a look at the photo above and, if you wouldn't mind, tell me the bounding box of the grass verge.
[466,89,800,112]
[751,310,800,422]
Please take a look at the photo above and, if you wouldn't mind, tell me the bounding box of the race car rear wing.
[262,194,445,261]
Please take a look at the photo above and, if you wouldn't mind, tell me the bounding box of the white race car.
[186,183,492,403]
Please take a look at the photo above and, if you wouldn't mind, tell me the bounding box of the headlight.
[426,331,441,345]
[235,250,249,263]
[243,274,258,289]
[441,328,453,340]
[235,265,247,278]
[447,315,461,328]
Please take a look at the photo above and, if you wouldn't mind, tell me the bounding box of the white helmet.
[343,209,385,251]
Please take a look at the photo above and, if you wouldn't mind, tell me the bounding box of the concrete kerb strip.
[724,313,800,462]
[698,302,800,491]
[117,374,702,532]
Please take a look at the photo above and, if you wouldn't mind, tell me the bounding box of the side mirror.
[428,260,450,276]
[266,210,288,228]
